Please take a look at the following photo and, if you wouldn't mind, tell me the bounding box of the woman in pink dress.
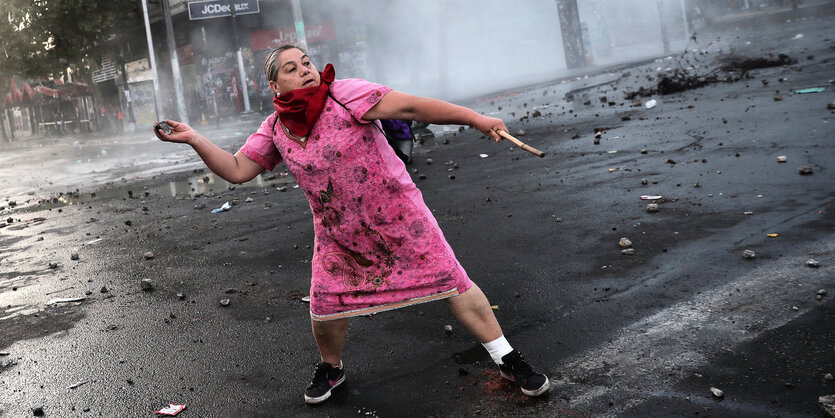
[154,45,549,405]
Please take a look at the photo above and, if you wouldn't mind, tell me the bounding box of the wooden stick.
[497,130,545,158]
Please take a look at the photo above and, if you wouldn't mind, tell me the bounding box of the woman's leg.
[310,317,349,366]
[445,283,503,343]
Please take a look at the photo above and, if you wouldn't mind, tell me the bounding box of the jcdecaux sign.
[188,0,260,20]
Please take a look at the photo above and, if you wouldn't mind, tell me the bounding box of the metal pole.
[680,0,690,42]
[229,0,251,113]
[162,0,188,124]
[291,0,307,50]
[141,0,162,122]
[656,0,671,54]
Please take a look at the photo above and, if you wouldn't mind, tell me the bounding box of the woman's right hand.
[153,119,195,145]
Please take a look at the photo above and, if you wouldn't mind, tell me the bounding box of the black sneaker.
[304,361,345,404]
[499,350,550,396]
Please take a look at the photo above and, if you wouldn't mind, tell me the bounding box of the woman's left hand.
[472,115,508,143]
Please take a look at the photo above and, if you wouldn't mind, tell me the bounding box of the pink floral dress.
[240,79,473,321]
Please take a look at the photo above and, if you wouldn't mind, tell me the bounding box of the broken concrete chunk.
[618,237,633,248]
[647,203,660,213]
[743,249,756,259]
[820,395,835,417]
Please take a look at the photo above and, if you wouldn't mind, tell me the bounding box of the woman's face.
[269,48,319,95]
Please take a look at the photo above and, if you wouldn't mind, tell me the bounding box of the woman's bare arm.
[153,120,264,184]
[362,91,508,142]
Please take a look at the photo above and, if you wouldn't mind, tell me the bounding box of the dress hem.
[309,288,459,321]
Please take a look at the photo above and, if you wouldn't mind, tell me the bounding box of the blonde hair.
[264,44,307,83]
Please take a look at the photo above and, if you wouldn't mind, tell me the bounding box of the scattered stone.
[1,358,18,368]
[85,290,92,295]
[710,387,724,398]
[621,248,635,255]
[743,249,756,259]
[792,306,799,311]
[143,251,155,260]
[0,351,9,356]
[100,286,108,293]
[618,237,632,248]
[516,129,526,136]
[140,279,153,291]
[276,186,287,192]
[71,253,80,261]
[818,289,828,296]
[776,155,787,162]
[426,158,434,165]
[444,324,453,334]
[641,178,648,185]
[245,197,253,203]
[124,220,132,227]
[194,203,206,210]
[177,292,185,300]
[773,95,782,101]
[220,299,231,307]
[31,404,45,416]
[418,174,427,180]
[640,149,648,154]
[807,259,820,268]
[225,288,237,294]
[826,373,833,381]
[647,203,660,213]
[798,165,813,175]
[48,262,58,269]
[828,101,835,110]
[263,202,272,209]
[820,394,835,417]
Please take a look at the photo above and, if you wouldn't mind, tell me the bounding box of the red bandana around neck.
[273,63,335,139]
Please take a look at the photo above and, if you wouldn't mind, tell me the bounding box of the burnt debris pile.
[625,48,797,99]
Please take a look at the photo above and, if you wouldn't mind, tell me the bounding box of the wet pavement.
[2,8,835,417]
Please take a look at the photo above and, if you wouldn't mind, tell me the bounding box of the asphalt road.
[1,8,834,417]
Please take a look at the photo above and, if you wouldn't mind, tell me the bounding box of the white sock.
[482,335,514,365]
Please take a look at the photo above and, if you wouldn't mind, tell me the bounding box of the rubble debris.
[220,298,230,307]
[773,95,782,101]
[828,102,835,110]
[67,380,88,389]
[100,286,108,293]
[798,165,813,175]
[31,404,45,416]
[144,251,155,260]
[154,121,174,135]
[826,373,834,381]
[820,395,835,417]
[154,404,186,416]
[647,203,660,213]
[819,289,828,297]
[710,387,724,398]
[806,259,820,268]
[621,248,635,255]
[47,297,86,305]
[71,253,80,261]
[211,201,232,213]
[641,178,648,185]
[140,279,154,291]
[776,156,787,163]
[743,250,756,259]
[1,358,18,368]
[618,238,633,248]
[444,324,453,334]
[794,87,825,94]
